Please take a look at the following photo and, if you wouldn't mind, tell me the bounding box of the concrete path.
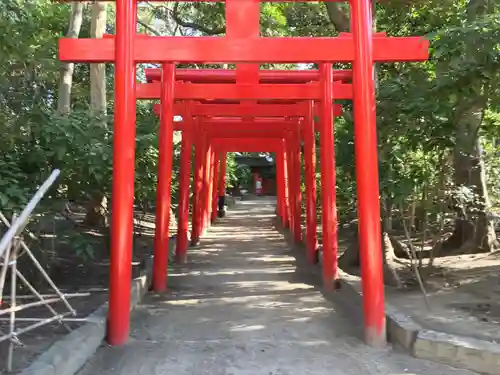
[78,198,477,375]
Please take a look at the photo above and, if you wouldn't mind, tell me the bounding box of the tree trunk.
[338,230,404,288]
[90,2,107,116]
[442,99,498,253]
[85,2,109,227]
[441,0,498,254]
[57,3,84,114]
[84,195,108,227]
[323,2,350,32]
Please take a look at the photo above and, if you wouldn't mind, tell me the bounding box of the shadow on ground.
[76,198,477,375]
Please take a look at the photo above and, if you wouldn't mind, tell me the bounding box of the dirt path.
[77,198,477,375]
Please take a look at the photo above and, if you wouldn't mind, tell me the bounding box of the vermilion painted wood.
[58,36,429,63]
[319,63,338,291]
[176,126,193,264]
[191,126,204,246]
[284,130,296,238]
[58,0,354,2]
[206,147,216,228]
[278,142,290,227]
[303,102,318,263]
[175,122,296,131]
[218,153,227,198]
[216,145,282,153]
[201,142,212,233]
[197,99,337,105]
[154,119,342,133]
[144,68,352,84]
[351,0,387,347]
[176,123,293,132]
[197,134,208,236]
[152,64,176,293]
[107,0,136,347]
[207,131,286,138]
[136,82,353,100]
[292,128,302,243]
[211,151,219,223]
[226,0,260,113]
[153,103,343,120]
[275,150,284,222]
[212,137,284,145]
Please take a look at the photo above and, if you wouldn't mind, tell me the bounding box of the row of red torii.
[57,0,429,348]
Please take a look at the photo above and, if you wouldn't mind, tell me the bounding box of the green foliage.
[226,154,252,189]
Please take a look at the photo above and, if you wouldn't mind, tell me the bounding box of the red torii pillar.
[303,101,318,262]
[275,139,290,227]
[152,63,175,293]
[285,124,302,244]
[206,145,216,226]
[293,125,303,243]
[200,130,211,237]
[351,0,387,347]
[106,0,137,345]
[218,152,227,218]
[275,148,288,226]
[191,122,204,247]
[211,152,220,223]
[176,106,193,264]
[320,64,339,291]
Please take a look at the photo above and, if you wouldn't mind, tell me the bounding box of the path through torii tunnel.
[57,0,429,349]
[74,199,474,375]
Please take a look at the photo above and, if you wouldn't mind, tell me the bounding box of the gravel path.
[77,198,478,375]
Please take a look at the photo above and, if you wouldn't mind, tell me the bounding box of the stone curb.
[273,217,500,374]
[18,198,243,375]
[18,257,154,375]
[338,270,500,375]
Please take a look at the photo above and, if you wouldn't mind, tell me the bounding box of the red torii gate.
[145,65,349,271]
[213,138,284,152]
[168,116,306,254]
[144,67,353,83]
[147,68,351,312]
[57,0,429,348]
[143,69,346,272]
[157,114,306,248]
[136,80,353,100]
[152,108,332,262]
[152,102,343,118]
[152,104,342,263]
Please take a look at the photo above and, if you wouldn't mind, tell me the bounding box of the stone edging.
[19,256,153,375]
[274,218,500,374]
[19,199,241,375]
[338,270,500,375]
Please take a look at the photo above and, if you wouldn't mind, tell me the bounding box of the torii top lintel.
[144,68,352,84]
[59,34,428,64]
[136,81,353,100]
[163,118,312,131]
[59,0,428,62]
[154,103,343,118]
[58,0,428,65]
